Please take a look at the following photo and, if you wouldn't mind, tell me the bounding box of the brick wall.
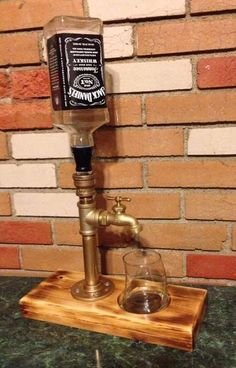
[0,0,236,285]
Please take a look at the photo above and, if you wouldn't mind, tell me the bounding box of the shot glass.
[118,249,169,314]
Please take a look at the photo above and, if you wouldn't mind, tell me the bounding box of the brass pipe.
[71,171,114,301]
[82,234,99,287]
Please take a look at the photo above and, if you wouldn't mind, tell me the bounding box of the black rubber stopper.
[71,146,93,173]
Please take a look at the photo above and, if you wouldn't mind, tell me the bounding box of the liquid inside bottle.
[71,145,93,173]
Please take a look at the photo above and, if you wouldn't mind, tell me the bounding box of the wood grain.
[19,271,207,351]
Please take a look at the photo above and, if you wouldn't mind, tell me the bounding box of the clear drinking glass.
[118,249,169,314]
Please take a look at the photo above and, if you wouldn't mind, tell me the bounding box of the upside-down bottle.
[44,16,109,172]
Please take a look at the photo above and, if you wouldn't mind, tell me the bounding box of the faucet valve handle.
[107,196,131,214]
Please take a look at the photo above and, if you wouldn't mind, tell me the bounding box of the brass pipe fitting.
[86,209,142,236]
[96,196,142,236]
[71,171,114,301]
[71,174,142,301]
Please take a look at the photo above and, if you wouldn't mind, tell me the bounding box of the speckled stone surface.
[0,277,235,368]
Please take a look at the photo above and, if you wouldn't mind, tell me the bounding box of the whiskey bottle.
[44,16,109,172]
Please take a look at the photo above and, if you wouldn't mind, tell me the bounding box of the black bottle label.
[47,33,106,110]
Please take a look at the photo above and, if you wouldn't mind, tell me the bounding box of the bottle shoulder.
[44,16,103,38]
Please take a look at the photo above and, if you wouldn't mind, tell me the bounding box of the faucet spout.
[98,210,142,237]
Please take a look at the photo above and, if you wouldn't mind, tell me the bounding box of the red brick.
[0,193,11,216]
[232,226,236,250]
[145,91,236,125]
[137,18,236,56]
[0,33,40,66]
[161,252,184,278]
[99,225,134,247]
[187,254,236,280]
[21,246,84,272]
[140,223,226,250]
[0,72,10,98]
[0,100,52,130]
[107,95,142,126]
[0,132,9,159]
[0,221,52,244]
[96,161,143,190]
[12,68,50,98]
[58,162,77,188]
[185,191,236,221]
[101,249,129,274]
[0,0,84,31]
[197,56,236,89]
[95,128,184,157]
[0,105,12,129]
[0,247,20,269]
[148,160,236,188]
[191,0,236,14]
[54,221,82,245]
[58,161,143,189]
[53,194,180,247]
[55,222,133,248]
[97,192,180,219]
[103,249,184,277]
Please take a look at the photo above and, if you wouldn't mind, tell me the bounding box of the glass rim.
[123,249,162,266]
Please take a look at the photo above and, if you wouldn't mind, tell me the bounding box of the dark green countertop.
[0,277,235,368]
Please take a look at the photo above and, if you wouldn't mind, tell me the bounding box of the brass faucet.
[71,171,142,302]
[87,196,142,237]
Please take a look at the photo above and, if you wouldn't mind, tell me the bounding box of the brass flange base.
[71,277,114,301]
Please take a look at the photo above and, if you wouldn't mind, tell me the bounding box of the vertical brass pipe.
[71,171,114,301]
[81,234,99,288]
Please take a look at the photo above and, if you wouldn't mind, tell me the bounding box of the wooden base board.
[20,271,207,351]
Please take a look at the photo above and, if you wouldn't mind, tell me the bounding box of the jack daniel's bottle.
[44,16,109,172]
